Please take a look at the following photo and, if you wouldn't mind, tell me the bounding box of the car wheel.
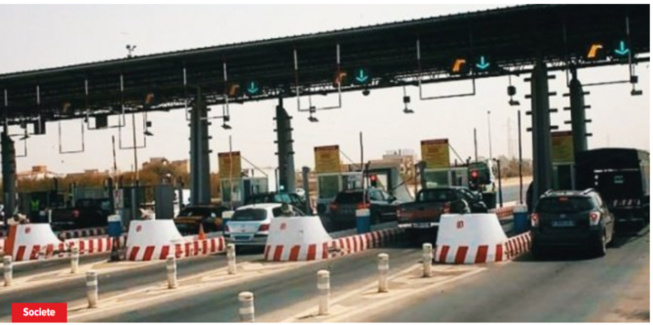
[531,243,544,260]
[593,232,607,257]
[372,212,381,225]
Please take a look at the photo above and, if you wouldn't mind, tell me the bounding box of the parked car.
[530,188,615,259]
[50,198,112,231]
[452,186,489,213]
[396,187,471,244]
[326,188,402,230]
[174,205,229,235]
[224,203,305,251]
[244,192,309,214]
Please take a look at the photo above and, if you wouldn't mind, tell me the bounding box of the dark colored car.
[530,189,615,259]
[174,205,229,235]
[244,192,309,214]
[326,188,401,230]
[50,198,112,231]
[452,187,488,213]
[397,187,472,243]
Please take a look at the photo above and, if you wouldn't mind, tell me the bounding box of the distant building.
[65,169,110,178]
[142,157,189,173]
[17,165,64,180]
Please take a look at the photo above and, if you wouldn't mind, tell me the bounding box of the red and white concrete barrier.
[491,206,515,220]
[504,231,531,259]
[263,216,404,262]
[57,227,108,240]
[3,224,66,262]
[126,220,226,261]
[434,213,509,264]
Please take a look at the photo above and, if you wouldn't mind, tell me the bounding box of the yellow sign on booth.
[314,145,341,173]
[421,139,450,169]
[218,151,242,179]
[552,131,574,163]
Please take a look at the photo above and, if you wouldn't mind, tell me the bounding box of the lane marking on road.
[280,263,485,323]
[0,259,137,294]
[67,259,317,321]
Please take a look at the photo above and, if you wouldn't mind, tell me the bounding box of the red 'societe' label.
[12,303,67,323]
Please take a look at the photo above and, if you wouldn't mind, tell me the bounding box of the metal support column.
[530,58,554,207]
[302,166,311,213]
[189,90,212,205]
[568,68,588,160]
[274,98,296,193]
[1,127,16,224]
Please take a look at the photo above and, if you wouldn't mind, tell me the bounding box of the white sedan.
[224,203,304,250]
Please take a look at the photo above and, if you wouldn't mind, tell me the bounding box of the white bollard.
[86,271,98,308]
[317,270,330,315]
[70,246,79,274]
[238,291,255,322]
[166,255,178,289]
[378,253,389,293]
[227,244,236,275]
[422,243,433,278]
[3,256,12,287]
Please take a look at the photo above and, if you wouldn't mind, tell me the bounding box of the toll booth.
[315,165,406,215]
[315,172,363,214]
[553,163,575,190]
[220,176,269,208]
[422,167,469,189]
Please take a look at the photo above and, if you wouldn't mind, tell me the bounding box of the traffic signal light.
[370,174,378,187]
[469,169,479,191]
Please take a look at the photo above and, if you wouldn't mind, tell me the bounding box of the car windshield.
[231,208,268,221]
[178,207,217,218]
[419,190,457,202]
[334,192,364,204]
[537,197,594,213]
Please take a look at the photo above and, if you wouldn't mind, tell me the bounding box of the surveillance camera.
[308,116,319,123]
[403,108,414,114]
[362,89,370,96]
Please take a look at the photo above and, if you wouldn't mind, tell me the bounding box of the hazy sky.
[0,5,649,176]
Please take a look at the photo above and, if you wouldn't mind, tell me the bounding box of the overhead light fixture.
[402,86,414,114]
[509,99,521,106]
[308,106,318,122]
[507,76,520,106]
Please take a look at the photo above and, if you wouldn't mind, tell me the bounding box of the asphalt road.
[367,227,650,322]
[0,252,260,320]
[0,254,108,279]
[500,183,522,204]
[90,243,422,322]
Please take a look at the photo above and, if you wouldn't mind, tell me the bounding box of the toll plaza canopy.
[0,4,649,124]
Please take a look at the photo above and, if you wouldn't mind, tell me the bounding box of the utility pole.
[487,110,493,161]
[473,128,478,162]
[518,110,524,205]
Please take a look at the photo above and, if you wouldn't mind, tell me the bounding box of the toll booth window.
[423,171,449,188]
[342,174,363,191]
[318,175,340,199]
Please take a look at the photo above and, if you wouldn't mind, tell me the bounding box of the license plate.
[413,223,431,229]
[233,235,252,241]
[552,220,575,227]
